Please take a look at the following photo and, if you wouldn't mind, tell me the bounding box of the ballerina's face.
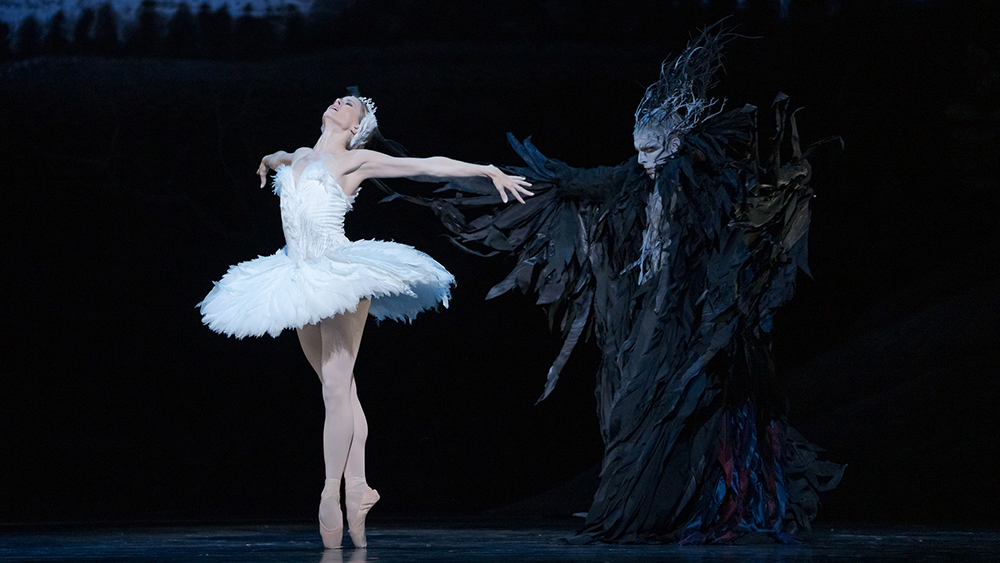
[633,128,681,180]
[323,96,364,134]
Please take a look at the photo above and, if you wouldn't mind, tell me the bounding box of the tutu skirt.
[199,239,455,338]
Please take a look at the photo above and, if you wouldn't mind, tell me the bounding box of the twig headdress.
[633,27,729,139]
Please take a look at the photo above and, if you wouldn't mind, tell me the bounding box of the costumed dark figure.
[417,31,844,543]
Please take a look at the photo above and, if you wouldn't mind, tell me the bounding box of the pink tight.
[296,301,371,523]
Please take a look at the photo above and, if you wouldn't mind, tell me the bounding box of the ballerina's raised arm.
[257,96,532,203]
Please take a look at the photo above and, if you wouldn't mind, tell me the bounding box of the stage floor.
[2,521,998,562]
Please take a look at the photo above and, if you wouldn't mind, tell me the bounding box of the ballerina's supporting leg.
[297,300,370,549]
[344,380,380,548]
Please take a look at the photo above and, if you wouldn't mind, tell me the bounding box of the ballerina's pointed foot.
[319,478,343,549]
[345,484,380,548]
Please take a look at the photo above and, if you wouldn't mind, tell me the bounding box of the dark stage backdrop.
[2,0,997,526]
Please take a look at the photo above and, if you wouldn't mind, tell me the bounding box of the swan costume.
[199,161,455,338]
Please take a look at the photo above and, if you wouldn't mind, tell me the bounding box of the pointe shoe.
[319,478,343,549]
[345,484,380,548]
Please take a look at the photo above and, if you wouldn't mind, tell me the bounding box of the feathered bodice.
[274,161,353,262]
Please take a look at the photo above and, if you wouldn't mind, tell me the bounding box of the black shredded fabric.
[407,81,843,545]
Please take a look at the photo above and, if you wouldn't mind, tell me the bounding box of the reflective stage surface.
[2,521,998,562]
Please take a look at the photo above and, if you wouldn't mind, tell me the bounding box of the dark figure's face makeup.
[633,128,679,179]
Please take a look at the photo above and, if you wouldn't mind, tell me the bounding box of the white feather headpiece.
[349,96,378,149]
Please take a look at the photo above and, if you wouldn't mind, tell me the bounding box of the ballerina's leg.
[299,333,369,489]
[320,300,369,480]
[298,300,370,548]
[344,378,379,548]
[296,323,323,381]
[344,380,368,482]
[298,313,373,490]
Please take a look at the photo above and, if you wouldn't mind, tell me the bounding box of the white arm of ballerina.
[350,150,533,203]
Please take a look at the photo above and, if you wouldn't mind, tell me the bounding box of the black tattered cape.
[418,98,843,543]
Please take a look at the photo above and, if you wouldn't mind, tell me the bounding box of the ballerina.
[199,92,532,548]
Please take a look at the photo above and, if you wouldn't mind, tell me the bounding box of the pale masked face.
[633,128,681,179]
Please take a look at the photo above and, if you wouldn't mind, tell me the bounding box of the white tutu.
[199,162,455,338]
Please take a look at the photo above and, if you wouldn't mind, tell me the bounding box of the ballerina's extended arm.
[347,150,534,203]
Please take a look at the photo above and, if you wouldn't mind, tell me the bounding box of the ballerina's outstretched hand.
[486,165,533,204]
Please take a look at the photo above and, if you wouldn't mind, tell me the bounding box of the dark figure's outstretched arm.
[418,135,634,400]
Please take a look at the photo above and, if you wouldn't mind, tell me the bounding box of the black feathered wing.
[428,134,629,401]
